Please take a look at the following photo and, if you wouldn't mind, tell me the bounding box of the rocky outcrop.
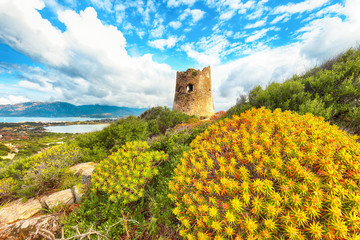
[0,198,42,225]
[0,214,60,240]
[0,162,97,238]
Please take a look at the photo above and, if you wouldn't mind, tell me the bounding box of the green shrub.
[169,107,360,239]
[0,143,10,156]
[63,191,132,238]
[228,47,360,134]
[91,141,168,204]
[140,106,193,135]
[64,120,212,239]
[0,156,36,180]
[75,116,148,154]
[21,144,83,196]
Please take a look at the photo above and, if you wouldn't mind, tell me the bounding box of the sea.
[44,124,109,134]
[0,117,105,123]
[0,117,111,133]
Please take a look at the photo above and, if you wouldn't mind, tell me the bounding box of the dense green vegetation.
[1,49,360,239]
[0,143,10,157]
[64,112,210,239]
[10,132,74,159]
[171,108,360,239]
[227,47,360,134]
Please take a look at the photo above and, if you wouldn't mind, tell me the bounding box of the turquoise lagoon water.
[0,117,111,133]
[0,117,106,123]
[44,124,109,134]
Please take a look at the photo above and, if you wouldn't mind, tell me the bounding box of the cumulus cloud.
[182,35,229,65]
[211,0,360,111]
[211,45,314,110]
[0,95,30,105]
[206,0,254,13]
[167,0,197,7]
[150,25,165,38]
[89,0,113,12]
[169,21,182,29]
[0,0,176,108]
[179,9,205,24]
[273,0,330,15]
[148,36,179,50]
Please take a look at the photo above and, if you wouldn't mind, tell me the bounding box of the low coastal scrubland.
[0,47,360,239]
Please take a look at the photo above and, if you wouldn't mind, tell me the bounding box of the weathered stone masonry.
[173,66,215,118]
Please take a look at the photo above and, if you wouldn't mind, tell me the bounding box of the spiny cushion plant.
[169,107,360,240]
[91,141,168,204]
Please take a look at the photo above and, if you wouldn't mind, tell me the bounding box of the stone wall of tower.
[173,66,215,118]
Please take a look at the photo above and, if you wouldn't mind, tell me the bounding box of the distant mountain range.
[0,102,147,118]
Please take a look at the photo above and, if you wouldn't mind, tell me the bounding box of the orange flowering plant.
[92,141,168,204]
[169,107,360,239]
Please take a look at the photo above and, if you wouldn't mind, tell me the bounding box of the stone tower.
[173,66,215,118]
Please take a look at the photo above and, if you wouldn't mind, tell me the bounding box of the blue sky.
[0,0,359,110]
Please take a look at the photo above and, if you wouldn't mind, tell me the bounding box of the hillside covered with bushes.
[0,48,360,239]
[227,47,360,135]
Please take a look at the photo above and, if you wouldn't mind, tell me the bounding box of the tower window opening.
[187,84,194,92]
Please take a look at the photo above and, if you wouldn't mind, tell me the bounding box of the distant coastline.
[0,117,115,123]
[0,101,147,119]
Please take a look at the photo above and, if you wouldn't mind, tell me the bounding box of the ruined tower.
[173,66,215,118]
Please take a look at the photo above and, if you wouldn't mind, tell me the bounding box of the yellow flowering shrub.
[22,144,83,195]
[0,177,17,200]
[169,107,360,239]
[91,141,168,204]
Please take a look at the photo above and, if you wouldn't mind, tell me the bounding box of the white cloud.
[206,0,255,13]
[219,10,236,20]
[150,25,165,38]
[89,0,113,12]
[212,44,312,110]
[179,8,205,24]
[270,13,290,24]
[244,19,266,29]
[182,44,220,66]
[114,3,126,23]
[167,0,197,7]
[211,0,360,111]
[233,31,248,39]
[137,30,146,39]
[140,0,156,25]
[0,95,30,105]
[182,35,229,65]
[0,0,67,67]
[148,36,179,50]
[0,0,176,108]
[169,21,182,29]
[245,28,271,42]
[314,3,342,17]
[273,0,330,15]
